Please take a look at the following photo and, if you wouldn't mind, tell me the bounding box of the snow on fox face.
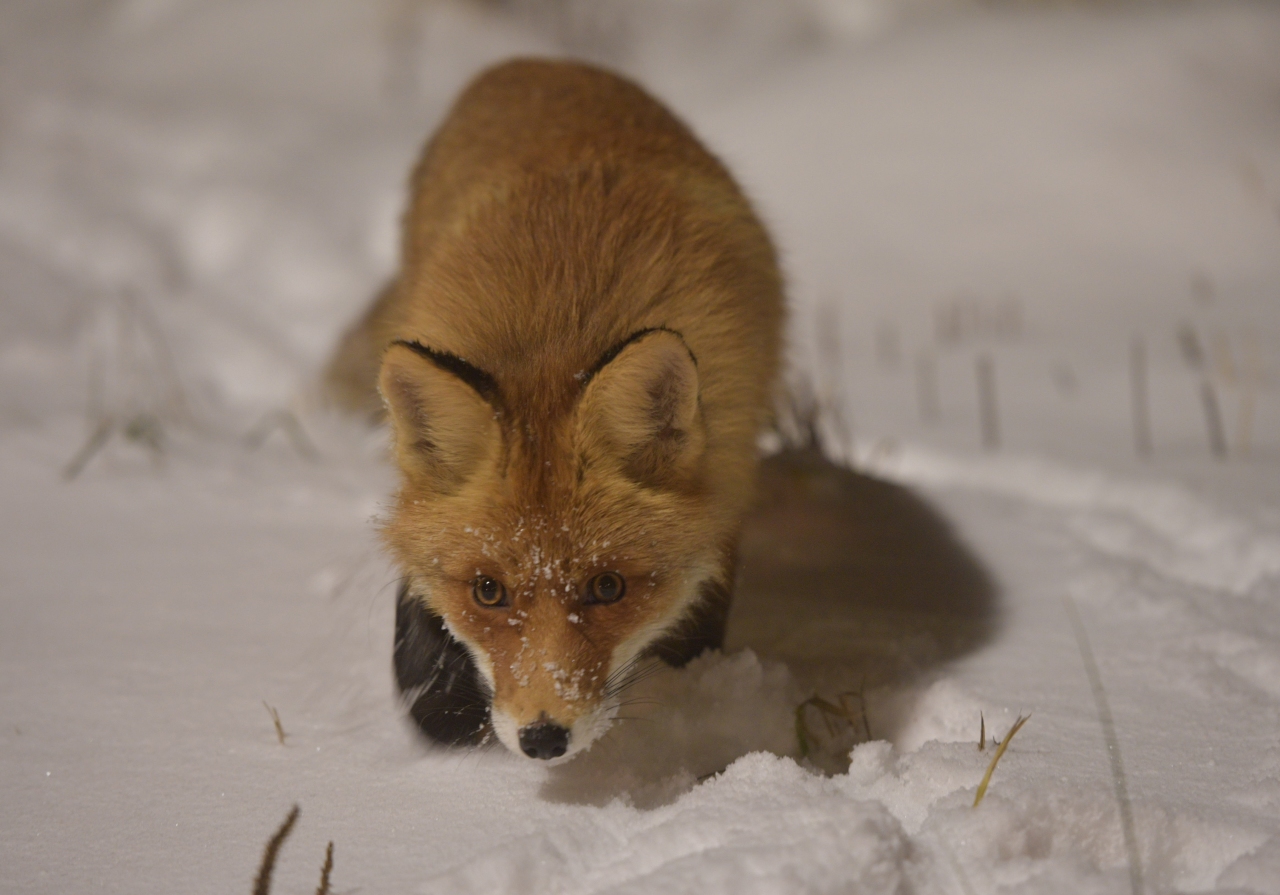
[400,505,711,760]
[380,331,719,760]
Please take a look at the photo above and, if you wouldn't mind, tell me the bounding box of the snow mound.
[429,754,912,895]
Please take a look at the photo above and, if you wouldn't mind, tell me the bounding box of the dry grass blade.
[1237,334,1259,458]
[795,692,871,758]
[979,712,986,751]
[1130,336,1152,460]
[976,353,1000,452]
[1199,381,1228,460]
[845,687,872,742]
[795,699,816,758]
[972,714,1029,807]
[253,805,300,895]
[1177,322,1228,459]
[63,418,115,480]
[1064,594,1144,895]
[1176,322,1204,369]
[796,696,839,757]
[315,841,334,895]
[263,701,287,745]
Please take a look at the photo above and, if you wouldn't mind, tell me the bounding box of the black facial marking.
[394,580,491,746]
[643,576,731,667]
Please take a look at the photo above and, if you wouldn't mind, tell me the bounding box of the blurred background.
[0,0,1277,477]
[2,1,1280,483]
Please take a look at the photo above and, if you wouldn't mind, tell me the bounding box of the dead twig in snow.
[1199,381,1228,460]
[1236,335,1259,459]
[263,702,287,745]
[915,351,940,424]
[852,684,872,743]
[315,841,335,895]
[63,418,115,480]
[1177,323,1227,460]
[795,688,872,759]
[253,805,300,895]
[1129,337,1152,460]
[975,353,999,451]
[63,412,166,480]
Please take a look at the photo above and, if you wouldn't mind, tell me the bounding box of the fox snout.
[481,615,621,761]
[490,695,617,762]
[518,719,569,760]
[491,690,602,762]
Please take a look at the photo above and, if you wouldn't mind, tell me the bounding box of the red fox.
[327,59,783,760]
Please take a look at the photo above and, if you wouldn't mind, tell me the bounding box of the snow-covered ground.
[2,1,1279,892]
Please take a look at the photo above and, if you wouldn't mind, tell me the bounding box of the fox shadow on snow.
[540,444,1000,806]
[731,444,998,701]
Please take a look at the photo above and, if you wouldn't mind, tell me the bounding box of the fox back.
[329,59,783,760]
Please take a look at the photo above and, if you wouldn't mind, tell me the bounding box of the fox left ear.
[378,342,500,492]
[577,330,705,486]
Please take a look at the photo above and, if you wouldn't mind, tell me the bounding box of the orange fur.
[329,59,783,758]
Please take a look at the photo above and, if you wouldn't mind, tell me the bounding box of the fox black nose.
[518,721,569,760]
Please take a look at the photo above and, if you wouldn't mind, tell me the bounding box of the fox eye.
[472,576,508,608]
[585,572,626,605]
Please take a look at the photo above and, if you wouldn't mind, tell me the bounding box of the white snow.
[2,1,1279,893]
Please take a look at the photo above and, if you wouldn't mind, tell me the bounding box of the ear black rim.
[389,340,501,406]
[578,327,696,391]
[585,572,626,605]
[472,576,509,608]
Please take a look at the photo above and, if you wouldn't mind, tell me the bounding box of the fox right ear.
[577,329,704,487]
[378,343,499,491]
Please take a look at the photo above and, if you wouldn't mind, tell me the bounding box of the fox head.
[379,328,724,761]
